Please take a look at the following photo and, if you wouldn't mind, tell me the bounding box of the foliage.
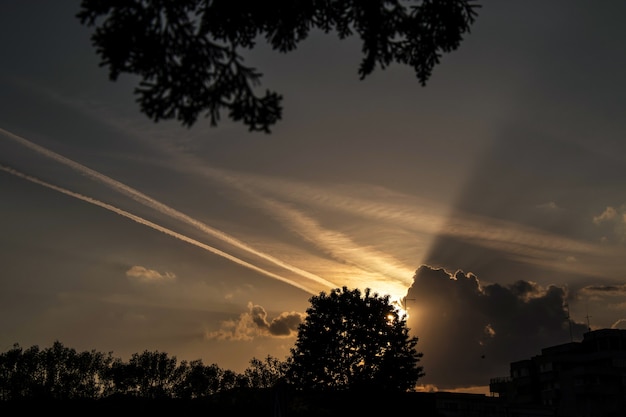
[0,341,113,400]
[0,341,287,400]
[244,355,288,389]
[287,287,424,392]
[111,350,181,398]
[174,359,224,399]
[77,0,479,132]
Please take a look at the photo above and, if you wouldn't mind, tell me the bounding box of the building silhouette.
[489,328,626,417]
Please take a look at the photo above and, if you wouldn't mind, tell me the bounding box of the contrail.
[0,164,318,295]
[0,127,338,290]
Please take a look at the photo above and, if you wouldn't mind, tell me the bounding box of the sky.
[2,1,626,393]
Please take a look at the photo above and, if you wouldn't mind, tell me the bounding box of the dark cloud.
[406,265,587,390]
[249,304,304,336]
[269,312,305,336]
[207,302,304,341]
[250,304,270,329]
[250,305,302,336]
[581,284,626,295]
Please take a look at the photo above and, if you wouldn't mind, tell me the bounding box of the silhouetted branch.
[77,0,479,132]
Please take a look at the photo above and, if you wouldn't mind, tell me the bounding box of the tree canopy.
[287,287,424,392]
[77,0,479,132]
[0,341,284,401]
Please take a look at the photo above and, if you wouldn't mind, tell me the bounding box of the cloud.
[415,384,439,392]
[230,172,610,280]
[535,201,562,211]
[483,324,496,339]
[591,205,626,244]
[260,198,415,297]
[611,319,626,329]
[206,302,304,341]
[126,265,176,283]
[593,206,618,224]
[405,265,587,389]
[593,204,626,239]
[577,285,626,312]
[268,311,306,336]
[182,161,614,298]
[580,284,626,295]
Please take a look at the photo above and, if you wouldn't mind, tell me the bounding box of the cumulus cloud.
[592,205,626,243]
[415,384,439,392]
[206,302,304,341]
[126,265,176,283]
[405,265,587,390]
[593,206,618,224]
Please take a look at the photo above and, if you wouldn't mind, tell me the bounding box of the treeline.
[0,341,286,401]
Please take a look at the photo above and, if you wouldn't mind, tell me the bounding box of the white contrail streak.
[0,127,338,290]
[0,164,318,295]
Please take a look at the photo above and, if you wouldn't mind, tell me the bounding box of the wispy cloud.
[62,105,619,295]
[6,116,617,302]
[611,319,626,328]
[535,201,562,211]
[202,169,612,277]
[580,284,626,295]
[592,205,626,245]
[222,171,602,255]
[259,198,415,297]
[126,265,176,283]
[593,206,619,225]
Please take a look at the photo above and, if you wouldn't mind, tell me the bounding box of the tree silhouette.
[287,287,424,392]
[77,0,479,132]
[0,344,43,399]
[0,342,293,403]
[244,355,288,389]
[125,350,180,399]
[174,359,224,399]
[0,341,113,400]
[39,341,110,399]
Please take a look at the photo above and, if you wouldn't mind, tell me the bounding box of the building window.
[540,362,553,372]
[443,402,458,411]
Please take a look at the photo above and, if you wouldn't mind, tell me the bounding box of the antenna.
[402,296,415,312]
[564,303,573,342]
[585,302,592,332]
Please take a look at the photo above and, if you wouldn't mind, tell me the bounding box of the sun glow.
[392,298,410,319]
[395,296,415,319]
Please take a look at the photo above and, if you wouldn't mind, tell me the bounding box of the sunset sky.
[2,1,626,393]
